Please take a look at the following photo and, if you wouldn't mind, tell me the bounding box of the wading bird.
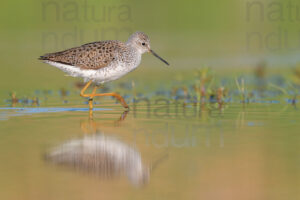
[39,32,169,109]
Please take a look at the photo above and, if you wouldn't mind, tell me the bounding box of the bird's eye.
[142,42,145,46]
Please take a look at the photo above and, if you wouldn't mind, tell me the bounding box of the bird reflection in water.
[46,134,150,186]
[46,111,168,186]
[81,110,129,134]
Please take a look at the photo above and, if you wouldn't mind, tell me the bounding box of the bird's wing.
[39,40,123,70]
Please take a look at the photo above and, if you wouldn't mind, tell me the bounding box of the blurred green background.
[1,0,300,95]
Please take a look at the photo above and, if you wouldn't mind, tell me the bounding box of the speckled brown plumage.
[39,32,169,85]
[39,40,127,70]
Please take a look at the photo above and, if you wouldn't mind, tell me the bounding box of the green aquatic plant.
[8,92,19,107]
[235,77,246,103]
[194,67,214,103]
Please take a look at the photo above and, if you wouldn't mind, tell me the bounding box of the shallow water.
[0,100,299,200]
[2,0,300,198]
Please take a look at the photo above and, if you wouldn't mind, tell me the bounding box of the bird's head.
[127,31,169,66]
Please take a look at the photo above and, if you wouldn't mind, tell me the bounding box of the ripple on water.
[0,107,112,121]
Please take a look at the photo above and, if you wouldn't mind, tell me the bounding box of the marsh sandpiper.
[39,32,169,109]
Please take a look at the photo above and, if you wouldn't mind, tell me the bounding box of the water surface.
[0,101,299,200]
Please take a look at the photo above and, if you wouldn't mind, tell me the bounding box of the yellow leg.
[80,81,94,110]
[87,86,98,110]
[93,92,129,109]
[79,80,129,109]
[114,110,129,126]
[88,108,93,119]
[80,81,93,97]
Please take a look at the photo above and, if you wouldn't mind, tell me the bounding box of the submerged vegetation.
[3,66,300,111]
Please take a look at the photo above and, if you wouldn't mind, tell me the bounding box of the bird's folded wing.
[39,40,122,70]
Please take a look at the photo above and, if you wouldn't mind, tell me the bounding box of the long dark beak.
[150,49,169,66]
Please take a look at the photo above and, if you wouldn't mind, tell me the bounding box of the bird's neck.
[126,42,144,55]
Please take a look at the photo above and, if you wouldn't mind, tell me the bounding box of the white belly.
[44,56,141,83]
